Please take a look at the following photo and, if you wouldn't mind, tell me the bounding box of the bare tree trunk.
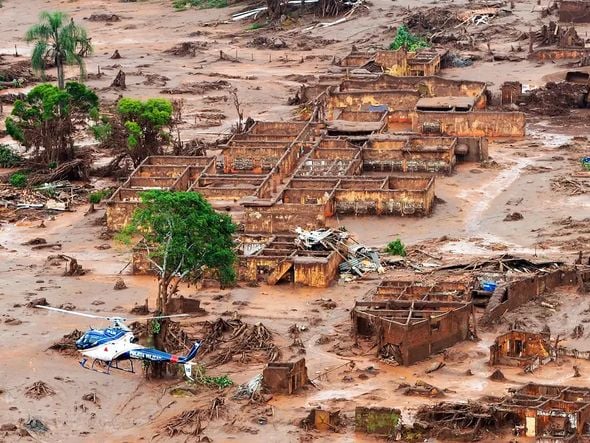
[150,318,169,379]
[148,276,171,380]
[57,59,65,90]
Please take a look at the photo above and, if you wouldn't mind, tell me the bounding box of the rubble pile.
[414,401,503,440]
[162,409,205,438]
[48,329,83,356]
[0,181,91,222]
[551,176,589,195]
[163,41,208,57]
[0,57,36,84]
[294,227,384,280]
[198,317,280,367]
[24,381,55,399]
[405,7,463,42]
[523,82,589,116]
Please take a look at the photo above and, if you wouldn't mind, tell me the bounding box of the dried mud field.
[1,0,590,441]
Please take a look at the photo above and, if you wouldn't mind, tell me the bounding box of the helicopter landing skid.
[80,358,135,375]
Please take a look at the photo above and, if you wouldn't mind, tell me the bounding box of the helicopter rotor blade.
[34,305,109,319]
[132,314,190,321]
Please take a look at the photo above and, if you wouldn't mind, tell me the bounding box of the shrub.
[9,172,27,188]
[88,189,112,204]
[385,239,406,256]
[389,25,429,52]
[0,145,22,167]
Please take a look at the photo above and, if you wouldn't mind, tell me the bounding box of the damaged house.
[498,383,590,439]
[352,299,475,365]
[489,330,553,372]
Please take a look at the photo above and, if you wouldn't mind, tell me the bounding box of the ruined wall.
[393,304,472,365]
[239,255,289,282]
[413,111,526,137]
[529,48,590,60]
[333,188,434,216]
[363,137,455,174]
[250,121,308,135]
[293,253,342,287]
[375,49,408,71]
[243,204,324,233]
[481,269,579,324]
[339,76,485,100]
[263,359,308,394]
[132,245,153,275]
[455,137,488,162]
[327,90,420,118]
[223,146,287,174]
[340,52,373,68]
[106,201,138,231]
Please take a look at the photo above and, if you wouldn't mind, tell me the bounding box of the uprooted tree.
[93,97,179,168]
[119,190,236,377]
[26,11,93,89]
[6,82,98,165]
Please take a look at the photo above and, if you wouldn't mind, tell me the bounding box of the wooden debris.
[199,318,280,367]
[46,254,85,276]
[425,361,445,373]
[163,409,204,437]
[48,329,83,356]
[25,381,55,399]
[551,176,589,195]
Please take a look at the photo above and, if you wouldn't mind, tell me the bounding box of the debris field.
[1,0,590,441]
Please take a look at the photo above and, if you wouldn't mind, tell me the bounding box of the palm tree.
[25,11,92,89]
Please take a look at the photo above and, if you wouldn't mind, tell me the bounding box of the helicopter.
[35,305,202,379]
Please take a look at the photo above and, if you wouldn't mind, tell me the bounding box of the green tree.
[6,82,98,163]
[121,190,236,378]
[94,98,175,168]
[26,11,92,89]
[122,190,236,312]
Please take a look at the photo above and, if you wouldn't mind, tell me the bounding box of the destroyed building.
[308,72,525,138]
[352,299,475,365]
[498,383,590,438]
[489,330,552,372]
[372,276,475,301]
[339,47,444,77]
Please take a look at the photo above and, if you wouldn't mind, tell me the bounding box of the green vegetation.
[389,25,429,52]
[9,172,27,188]
[192,365,233,388]
[385,239,406,256]
[120,190,237,312]
[0,145,22,168]
[92,97,180,169]
[6,82,98,164]
[26,11,93,89]
[172,0,227,10]
[88,189,112,209]
[248,22,265,30]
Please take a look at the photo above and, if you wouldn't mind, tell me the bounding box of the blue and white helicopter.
[36,305,201,378]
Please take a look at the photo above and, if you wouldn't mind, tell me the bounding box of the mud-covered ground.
[1,0,590,441]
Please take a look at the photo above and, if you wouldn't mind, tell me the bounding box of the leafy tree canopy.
[121,191,237,310]
[93,98,174,167]
[6,82,98,163]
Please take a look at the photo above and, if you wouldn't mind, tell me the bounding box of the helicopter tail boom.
[128,341,202,364]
